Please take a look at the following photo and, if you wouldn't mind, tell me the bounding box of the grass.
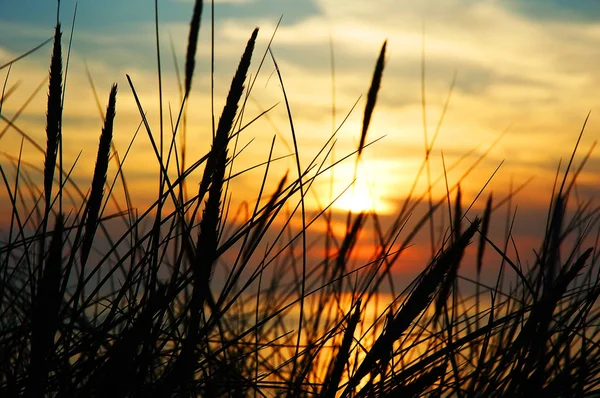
[2,1,600,397]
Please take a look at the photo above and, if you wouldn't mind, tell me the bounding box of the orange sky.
[1,0,600,290]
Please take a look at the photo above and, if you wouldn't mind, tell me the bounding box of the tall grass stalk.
[43,23,62,223]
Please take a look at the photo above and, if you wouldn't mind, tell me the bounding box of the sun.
[326,161,396,215]
[335,181,378,213]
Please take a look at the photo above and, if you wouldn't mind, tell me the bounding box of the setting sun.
[335,181,377,213]
[332,167,391,214]
[316,159,406,215]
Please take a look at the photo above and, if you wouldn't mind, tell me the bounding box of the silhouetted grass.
[2,2,600,397]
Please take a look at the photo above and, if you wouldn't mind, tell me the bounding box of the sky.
[1,0,600,287]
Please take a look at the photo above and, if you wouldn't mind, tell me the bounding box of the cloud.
[3,0,600,228]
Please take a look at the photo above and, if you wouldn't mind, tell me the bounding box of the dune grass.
[2,2,600,397]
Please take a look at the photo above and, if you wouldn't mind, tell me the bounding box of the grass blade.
[158,28,258,395]
[322,300,361,398]
[185,0,203,96]
[43,23,63,217]
[80,84,117,267]
[345,218,480,394]
[358,40,386,158]
[26,214,64,396]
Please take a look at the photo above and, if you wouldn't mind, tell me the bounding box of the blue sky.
[506,0,600,22]
[0,0,319,32]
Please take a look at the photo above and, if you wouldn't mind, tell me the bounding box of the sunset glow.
[4,2,600,395]
[1,0,600,273]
